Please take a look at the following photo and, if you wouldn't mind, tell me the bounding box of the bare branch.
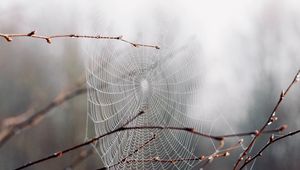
[65,147,94,170]
[0,31,160,49]
[120,126,224,141]
[110,152,229,166]
[64,107,151,170]
[233,70,300,170]
[196,138,243,169]
[239,129,300,170]
[14,110,146,170]
[0,80,87,147]
[98,134,157,170]
[13,121,285,170]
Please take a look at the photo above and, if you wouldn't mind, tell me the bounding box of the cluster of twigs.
[0,32,300,170]
[11,108,288,170]
[233,70,300,169]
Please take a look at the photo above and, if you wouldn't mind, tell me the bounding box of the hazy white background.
[1,0,300,169]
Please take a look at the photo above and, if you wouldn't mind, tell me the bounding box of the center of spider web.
[137,78,152,107]
[140,79,150,94]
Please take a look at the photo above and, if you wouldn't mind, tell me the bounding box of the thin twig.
[115,152,230,165]
[120,126,224,141]
[239,129,300,170]
[0,80,86,147]
[233,70,300,170]
[14,110,146,170]
[0,31,160,49]
[109,140,241,167]
[218,125,287,138]
[64,80,148,170]
[119,125,287,141]
[197,137,243,169]
[65,147,94,170]
[98,134,157,170]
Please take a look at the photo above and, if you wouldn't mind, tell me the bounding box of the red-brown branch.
[65,147,94,170]
[14,110,146,170]
[233,70,300,170]
[0,80,86,147]
[98,134,157,170]
[239,129,300,169]
[0,31,160,49]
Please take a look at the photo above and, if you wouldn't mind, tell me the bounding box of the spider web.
[84,33,239,169]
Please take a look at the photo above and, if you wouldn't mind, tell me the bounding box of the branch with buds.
[234,70,300,170]
[0,79,86,147]
[239,129,300,169]
[0,31,160,49]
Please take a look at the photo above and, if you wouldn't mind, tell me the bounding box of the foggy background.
[1,0,300,169]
